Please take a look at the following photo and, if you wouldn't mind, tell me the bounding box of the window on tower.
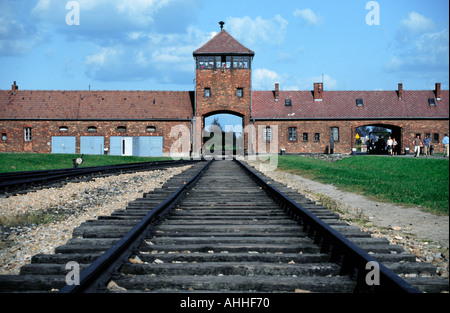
[197,55,250,69]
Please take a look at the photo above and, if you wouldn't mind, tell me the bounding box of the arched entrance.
[355,124,403,155]
[202,111,244,157]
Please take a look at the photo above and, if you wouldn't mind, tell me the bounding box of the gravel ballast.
[0,165,192,275]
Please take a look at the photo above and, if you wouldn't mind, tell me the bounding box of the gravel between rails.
[248,161,449,279]
[0,165,192,275]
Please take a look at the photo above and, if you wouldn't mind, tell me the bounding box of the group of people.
[412,134,449,158]
[386,137,398,156]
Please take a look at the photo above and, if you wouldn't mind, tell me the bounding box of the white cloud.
[387,11,449,75]
[253,68,282,90]
[293,8,323,26]
[227,15,288,46]
[400,12,436,35]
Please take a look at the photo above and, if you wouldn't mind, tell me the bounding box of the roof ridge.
[193,30,254,55]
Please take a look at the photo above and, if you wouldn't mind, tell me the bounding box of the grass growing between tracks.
[0,153,172,173]
[275,155,449,215]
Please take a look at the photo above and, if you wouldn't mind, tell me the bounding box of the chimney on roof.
[11,81,18,92]
[398,83,403,100]
[314,83,323,101]
[435,83,441,101]
[274,83,280,101]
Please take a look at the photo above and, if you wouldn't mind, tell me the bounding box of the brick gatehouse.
[1,28,448,157]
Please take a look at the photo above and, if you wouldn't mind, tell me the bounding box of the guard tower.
[192,24,255,156]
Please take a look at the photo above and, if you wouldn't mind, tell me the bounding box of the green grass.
[275,155,449,215]
[0,153,172,173]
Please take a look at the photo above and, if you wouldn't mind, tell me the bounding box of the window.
[237,88,243,98]
[197,55,250,69]
[428,98,436,106]
[24,128,32,141]
[197,56,214,69]
[434,133,440,143]
[331,127,339,141]
[59,126,68,132]
[285,99,292,106]
[303,133,309,142]
[356,98,364,106]
[215,56,221,69]
[2,133,6,141]
[87,126,98,133]
[204,88,211,97]
[315,133,320,142]
[117,126,127,132]
[264,127,272,142]
[233,56,244,69]
[288,127,297,141]
[146,126,156,132]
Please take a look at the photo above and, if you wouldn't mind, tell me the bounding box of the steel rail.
[59,158,214,293]
[234,158,421,293]
[0,159,199,193]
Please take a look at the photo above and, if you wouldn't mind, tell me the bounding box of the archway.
[355,124,403,155]
[203,111,244,157]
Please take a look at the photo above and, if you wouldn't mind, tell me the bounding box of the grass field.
[276,155,449,215]
[0,153,172,173]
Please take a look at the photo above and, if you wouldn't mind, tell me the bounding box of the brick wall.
[194,68,252,154]
[0,120,191,154]
[253,119,449,155]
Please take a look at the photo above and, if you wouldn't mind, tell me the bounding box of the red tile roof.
[0,90,194,120]
[252,90,449,120]
[1,89,447,121]
[194,30,254,55]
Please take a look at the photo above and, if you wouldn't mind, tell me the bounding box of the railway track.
[0,159,197,197]
[0,159,447,293]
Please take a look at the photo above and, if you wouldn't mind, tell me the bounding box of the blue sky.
[0,0,448,93]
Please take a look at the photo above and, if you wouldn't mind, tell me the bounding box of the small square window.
[288,127,297,141]
[434,133,440,143]
[356,98,364,106]
[24,128,32,141]
[204,88,211,98]
[428,98,436,106]
[303,133,309,142]
[237,88,243,98]
[285,99,292,106]
[315,133,320,142]
[264,127,272,142]
[2,133,6,141]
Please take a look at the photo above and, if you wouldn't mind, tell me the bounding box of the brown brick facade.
[253,119,449,155]
[0,120,191,155]
[1,30,448,157]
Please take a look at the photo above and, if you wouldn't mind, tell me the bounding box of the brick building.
[1,29,448,157]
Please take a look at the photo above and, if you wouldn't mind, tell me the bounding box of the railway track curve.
[0,158,447,293]
[0,159,197,197]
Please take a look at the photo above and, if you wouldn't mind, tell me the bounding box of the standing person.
[443,134,449,158]
[423,135,431,158]
[392,138,398,155]
[387,136,393,156]
[413,135,422,158]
